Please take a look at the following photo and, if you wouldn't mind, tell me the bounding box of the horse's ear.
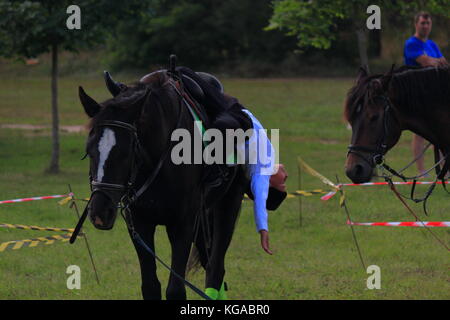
[357,65,369,83]
[79,86,101,118]
[104,71,126,97]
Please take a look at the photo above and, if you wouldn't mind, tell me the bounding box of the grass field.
[0,64,448,300]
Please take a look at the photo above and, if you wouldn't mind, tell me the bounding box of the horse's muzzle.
[88,191,120,230]
[345,154,374,184]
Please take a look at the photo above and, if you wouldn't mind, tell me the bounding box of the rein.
[119,78,212,300]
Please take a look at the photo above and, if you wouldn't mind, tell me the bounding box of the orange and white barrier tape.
[321,181,450,201]
[347,220,450,227]
[0,193,73,205]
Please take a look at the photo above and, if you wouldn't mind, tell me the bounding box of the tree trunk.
[47,44,59,174]
[356,28,370,73]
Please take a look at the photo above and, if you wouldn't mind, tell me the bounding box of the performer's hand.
[259,230,273,255]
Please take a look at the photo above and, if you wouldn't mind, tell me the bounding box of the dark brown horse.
[344,66,450,183]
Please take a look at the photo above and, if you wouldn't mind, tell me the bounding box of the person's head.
[414,12,432,39]
[270,164,288,192]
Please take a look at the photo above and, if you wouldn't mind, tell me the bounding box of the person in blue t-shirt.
[403,12,448,176]
[404,12,448,67]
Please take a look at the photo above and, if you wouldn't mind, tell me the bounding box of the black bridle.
[89,120,143,205]
[70,79,185,243]
[346,93,449,215]
[347,95,393,167]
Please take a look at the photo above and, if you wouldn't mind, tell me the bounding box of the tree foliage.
[105,0,297,70]
[0,0,143,173]
[267,0,450,51]
[0,0,142,58]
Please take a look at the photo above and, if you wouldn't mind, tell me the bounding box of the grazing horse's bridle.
[347,95,393,167]
[346,92,449,219]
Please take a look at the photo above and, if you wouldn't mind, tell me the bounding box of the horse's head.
[79,85,149,229]
[344,66,402,183]
[78,72,169,230]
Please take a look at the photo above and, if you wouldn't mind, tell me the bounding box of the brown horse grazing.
[344,66,450,184]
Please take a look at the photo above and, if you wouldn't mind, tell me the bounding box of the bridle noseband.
[347,95,393,167]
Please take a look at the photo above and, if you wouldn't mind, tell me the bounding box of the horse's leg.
[128,216,161,300]
[205,189,243,300]
[165,221,194,300]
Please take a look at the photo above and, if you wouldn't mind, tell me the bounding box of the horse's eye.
[356,104,362,113]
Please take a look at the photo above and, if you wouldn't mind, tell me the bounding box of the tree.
[105,0,297,71]
[267,0,450,71]
[0,0,142,173]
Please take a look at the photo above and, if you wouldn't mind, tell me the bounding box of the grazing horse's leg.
[165,219,195,300]
[205,179,245,300]
[128,213,161,300]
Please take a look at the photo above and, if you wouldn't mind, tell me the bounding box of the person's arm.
[250,173,272,254]
[416,42,448,67]
[437,57,449,67]
[416,55,442,67]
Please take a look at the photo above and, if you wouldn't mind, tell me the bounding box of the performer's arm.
[250,173,273,255]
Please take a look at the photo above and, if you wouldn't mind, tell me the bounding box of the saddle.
[139,68,224,112]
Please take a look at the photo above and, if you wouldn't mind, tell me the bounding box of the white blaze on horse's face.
[97,128,116,182]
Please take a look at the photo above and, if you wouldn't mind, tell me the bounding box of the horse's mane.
[344,73,382,122]
[391,66,450,113]
[344,66,450,121]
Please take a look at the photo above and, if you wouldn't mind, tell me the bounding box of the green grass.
[0,69,448,300]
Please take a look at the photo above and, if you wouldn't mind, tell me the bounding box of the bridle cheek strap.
[347,97,392,167]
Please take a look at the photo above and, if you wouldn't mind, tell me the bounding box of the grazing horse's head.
[344,66,402,184]
[78,72,171,230]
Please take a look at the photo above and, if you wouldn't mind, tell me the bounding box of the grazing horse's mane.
[344,66,450,121]
[390,66,450,113]
[344,73,382,122]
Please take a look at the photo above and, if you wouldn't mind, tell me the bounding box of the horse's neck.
[401,109,450,152]
[139,101,194,172]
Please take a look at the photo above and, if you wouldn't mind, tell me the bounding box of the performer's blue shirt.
[404,36,443,66]
[238,109,276,232]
